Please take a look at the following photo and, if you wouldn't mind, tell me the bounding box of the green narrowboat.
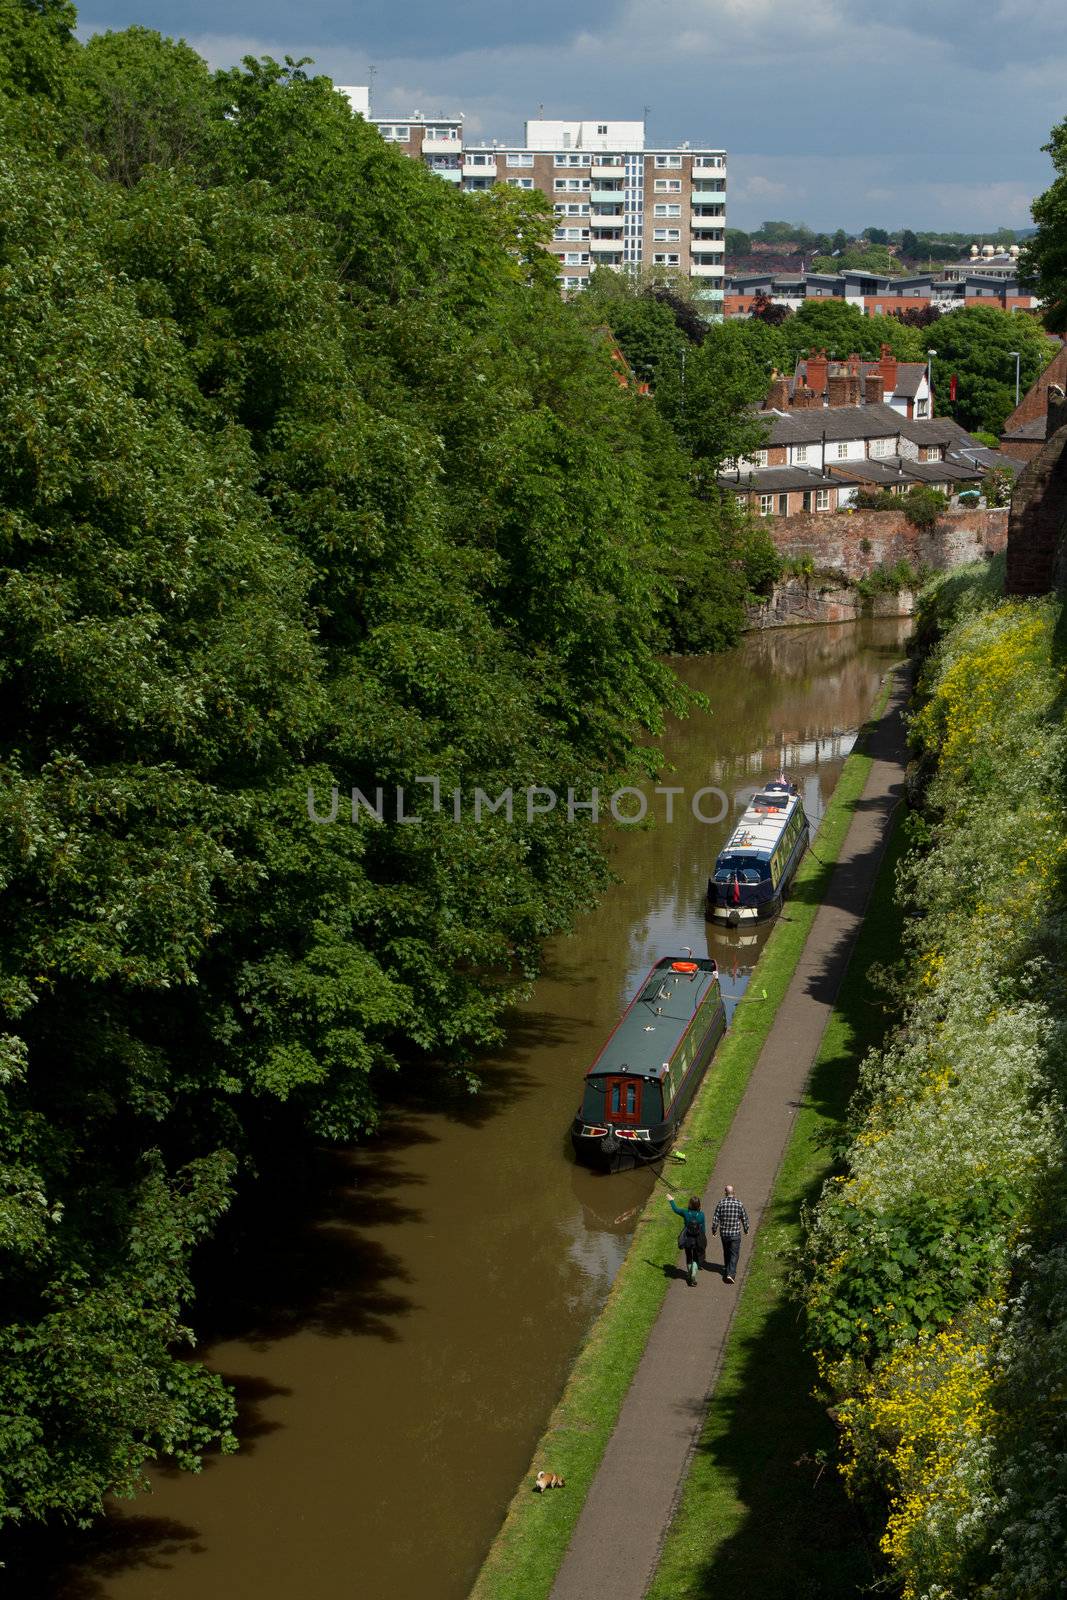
[570,956,727,1171]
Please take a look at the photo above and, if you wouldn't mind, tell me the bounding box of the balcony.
[462,158,497,177]
[423,136,462,154]
[691,181,725,196]
[591,235,623,250]
[691,238,725,253]
[591,159,625,176]
[590,187,625,204]
[590,207,623,223]
[592,254,623,268]
[690,261,725,277]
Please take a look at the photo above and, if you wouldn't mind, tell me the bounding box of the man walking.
[710,1184,749,1284]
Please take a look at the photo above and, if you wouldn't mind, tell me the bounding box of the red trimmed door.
[604,1077,642,1125]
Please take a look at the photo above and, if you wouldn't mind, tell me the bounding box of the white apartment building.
[338,91,726,308]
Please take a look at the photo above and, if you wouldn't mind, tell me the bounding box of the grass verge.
[468,669,903,1600]
[646,783,909,1600]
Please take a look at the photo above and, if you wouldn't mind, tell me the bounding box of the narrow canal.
[52,619,909,1600]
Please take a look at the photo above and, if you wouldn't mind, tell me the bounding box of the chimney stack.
[765,369,790,411]
[864,370,884,406]
[826,365,849,408]
[806,347,829,395]
[879,342,898,402]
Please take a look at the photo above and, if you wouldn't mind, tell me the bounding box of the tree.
[777,299,926,363]
[810,245,904,276]
[924,306,1058,432]
[832,229,849,254]
[1019,114,1067,332]
[865,226,890,245]
[0,0,75,100]
[725,226,751,256]
[750,290,791,326]
[900,229,920,260]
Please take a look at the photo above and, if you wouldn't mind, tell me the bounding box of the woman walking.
[667,1193,707,1286]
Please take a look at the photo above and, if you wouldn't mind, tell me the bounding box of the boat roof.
[585,957,720,1081]
[717,783,802,862]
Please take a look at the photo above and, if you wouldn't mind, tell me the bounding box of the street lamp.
[926,348,937,405]
[1008,350,1021,408]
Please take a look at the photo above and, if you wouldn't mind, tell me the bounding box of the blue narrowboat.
[570,957,727,1171]
[706,778,809,926]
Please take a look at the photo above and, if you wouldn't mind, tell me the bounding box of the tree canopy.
[0,6,783,1537]
[1020,113,1067,332]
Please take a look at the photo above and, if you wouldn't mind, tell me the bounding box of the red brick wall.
[1001,343,1067,436]
[764,507,1008,580]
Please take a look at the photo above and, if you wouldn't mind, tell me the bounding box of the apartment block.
[338,91,725,307]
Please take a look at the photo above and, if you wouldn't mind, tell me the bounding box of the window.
[653,228,681,242]
[425,126,459,141]
[777,493,789,515]
[507,177,533,189]
[836,442,850,459]
[463,177,493,190]
[759,494,774,516]
[467,151,496,166]
[653,252,680,266]
[794,445,808,463]
[555,202,589,216]
[917,398,929,417]
[735,495,747,508]
[694,154,724,168]
[653,203,682,217]
[560,276,586,291]
[870,437,892,458]
[379,125,410,142]
[554,152,590,167]
[597,123,608,134]
[816,489,830,511]
[554,227,588,240]
[506,152,534,166]
[563,252,589,265]
[754,450,769,468]
[654,154,682,168]
[554,178,591,191]
[654,178,682,192]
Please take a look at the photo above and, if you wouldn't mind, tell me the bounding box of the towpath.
[548,672,909,1600]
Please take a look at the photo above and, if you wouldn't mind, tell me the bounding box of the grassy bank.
[468,670,902,1600]
[647,804,909,1600]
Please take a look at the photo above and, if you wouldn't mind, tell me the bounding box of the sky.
[77,0,1067,233]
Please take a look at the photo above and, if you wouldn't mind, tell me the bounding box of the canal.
[52,619,909,1600]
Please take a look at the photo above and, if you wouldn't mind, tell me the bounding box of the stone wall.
[765,507,1007,582]
[746,581,915,630]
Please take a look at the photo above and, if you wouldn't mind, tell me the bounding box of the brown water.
[52,620,909,1600]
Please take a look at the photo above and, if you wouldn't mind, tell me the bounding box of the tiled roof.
[717,466,857,493]
[761,404,903,444]
[895,415,976,446]
[1000,416,1047,441]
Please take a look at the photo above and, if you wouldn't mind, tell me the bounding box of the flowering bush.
[800,574,1067,1598]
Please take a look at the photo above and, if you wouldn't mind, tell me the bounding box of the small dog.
[534,1471,565,1493]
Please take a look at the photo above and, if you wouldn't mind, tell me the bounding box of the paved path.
[549,673,909,1600]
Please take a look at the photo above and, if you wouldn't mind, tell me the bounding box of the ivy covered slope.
[800,567,1067,1600]
[0,3,773,1531]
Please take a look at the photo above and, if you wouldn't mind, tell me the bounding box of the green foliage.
[725,227,750,255]
[777,300,926,363]
[982,465,1015,506]
[926,306,1058,433]
[810,246,903,276]
[854,558,931,596]
[0,20,789,1534]
[801,585,1067,1599]
[1021,114,1067,332]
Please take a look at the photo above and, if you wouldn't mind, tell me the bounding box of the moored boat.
[570,956,727,1171]
[706,777,809,925]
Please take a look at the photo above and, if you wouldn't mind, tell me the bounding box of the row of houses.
[719,403,1019,516]
[765,348,932,418]
[724,263,1038,319]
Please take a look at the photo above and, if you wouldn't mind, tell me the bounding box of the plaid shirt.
[711,1196,749,1236]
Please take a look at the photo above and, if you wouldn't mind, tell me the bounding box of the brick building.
[999,342,1067,463]
[720,404,1018,515]
[723,267,1039,318]
[764,347,932,418]
[338,91,726,305]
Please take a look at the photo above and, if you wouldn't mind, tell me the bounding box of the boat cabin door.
[604,1076,643,1125]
